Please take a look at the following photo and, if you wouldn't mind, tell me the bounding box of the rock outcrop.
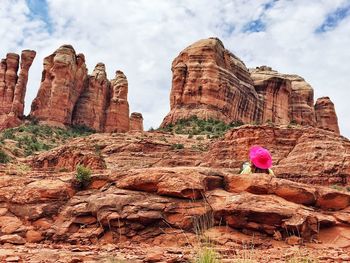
[161,38,340,134]
[30,45,134,132]
[250,66,317,126]
[250,66,292,125]
[315,97,340,134]
[30,45,87,127]
[161,38,262,127]
[104,71,130,132]
[205,125,350,185]
[129,112,144,131]
[0,50,36,130]
[1,125,350,260]
[72,63,110,131]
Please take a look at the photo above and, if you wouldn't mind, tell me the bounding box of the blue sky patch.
[316,4,350,33]
[263,0,278,10]
[242,19,266,33]
[26,0,53,33]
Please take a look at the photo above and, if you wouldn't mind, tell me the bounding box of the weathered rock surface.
[161,38,340,135]
[315,96,340,134]
[30,45,87,127]
[206,125,350,185]
[251,68,292,125]
[224,173,350,210]
[104,70,130,132]
[72,63,110,131]
[0,50,36,130]
[250,66,317,126]
[1,127,350,260]
[113,167,223,199]
[129,112,144,131]
[161,37,262,127]
[1,166,349,248]
[29,46,134,132]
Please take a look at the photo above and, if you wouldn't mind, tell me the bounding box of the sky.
[0,0,349,138]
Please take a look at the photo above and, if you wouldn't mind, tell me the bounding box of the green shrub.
[171,143,184,150]
[0,124,95,157]
[2,129,15,140]
[75,165,92,183]
[0,149,10,163]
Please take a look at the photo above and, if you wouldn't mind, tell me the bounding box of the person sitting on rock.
[240,145,274,175]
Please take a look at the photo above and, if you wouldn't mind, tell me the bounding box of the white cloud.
[0,0,349,137]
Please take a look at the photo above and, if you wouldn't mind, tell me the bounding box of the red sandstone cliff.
[72,63,110,131]
[0,50,36,130]
[104,70,130,132]
[315,97,340,134]
[250,66,317,126]
[30,45,87,127]
[250,66,292,125]
[161,38,262,127]
[161,38,340,134]
[29,46,132,132]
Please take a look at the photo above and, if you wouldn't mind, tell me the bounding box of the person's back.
[240,146,274,176]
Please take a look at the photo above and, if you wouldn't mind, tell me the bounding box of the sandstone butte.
[0,45,143,132]
[161,38,340,134]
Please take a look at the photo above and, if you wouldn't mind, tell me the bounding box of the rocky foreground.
[0,125,349,262]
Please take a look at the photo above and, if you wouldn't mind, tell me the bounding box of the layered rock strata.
[30,45,87,127]
[315,97,340,134]
[161,38,340,134]
[104,71,130,132]
[205,125,350,185]
[72,63,110,131]
[0,50,36,129]
[161,38,262,126]
[30,45,132,132]
[129,112,144,131]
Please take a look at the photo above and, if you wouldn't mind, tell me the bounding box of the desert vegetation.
[159,115,243,138]
[0,123,95,157]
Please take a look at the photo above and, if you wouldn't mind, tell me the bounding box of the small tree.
[74,165,92,190]
[0,149,10,163]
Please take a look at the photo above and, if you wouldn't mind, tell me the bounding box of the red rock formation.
[129,112,143,131]
[250,67,292,125]
[287,74,316,125]
[250,66,317,126]
[30,46,133,133]
[72,63,110,131]
[315,97,340,134]
[104,70,130,132]
[0,50,36,130]
[205,125,350,185]
[161,38,262,127]
[162,39,339,134]
[30,45,88,127]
